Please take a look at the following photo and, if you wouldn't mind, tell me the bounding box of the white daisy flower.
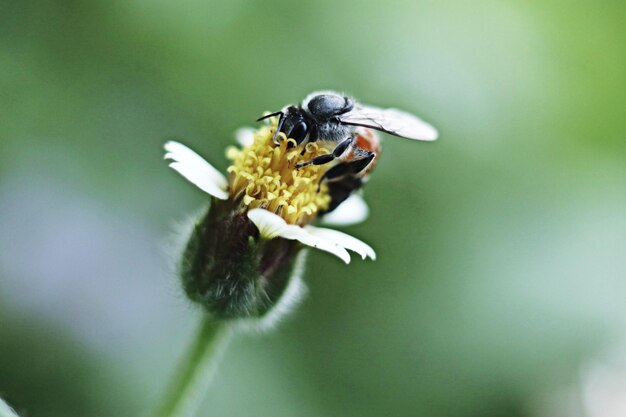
[165,118,377,321]
[165,125,375,264]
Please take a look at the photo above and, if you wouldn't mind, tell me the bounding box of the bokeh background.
[1,0,625,416]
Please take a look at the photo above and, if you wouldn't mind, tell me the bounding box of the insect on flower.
[260,90,438,211]
[164,91,437,320]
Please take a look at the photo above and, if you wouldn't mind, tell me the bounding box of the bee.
[257,90,438,211]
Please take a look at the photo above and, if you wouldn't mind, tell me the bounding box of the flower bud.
[180,199,302,319]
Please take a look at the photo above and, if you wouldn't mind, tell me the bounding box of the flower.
[165,118,374,319]
[165,119,375,263]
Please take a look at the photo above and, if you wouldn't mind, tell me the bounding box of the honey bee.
[258,91,438,211]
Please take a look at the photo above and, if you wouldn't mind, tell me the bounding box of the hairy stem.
[153,316,233,417]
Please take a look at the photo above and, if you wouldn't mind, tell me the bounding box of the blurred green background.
[1,0,625,416]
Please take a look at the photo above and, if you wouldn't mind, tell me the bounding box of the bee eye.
[288,121,308,144]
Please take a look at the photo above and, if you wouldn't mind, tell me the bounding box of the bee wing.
[338,104,438,141]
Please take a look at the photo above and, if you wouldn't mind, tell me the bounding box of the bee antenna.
[256,111,283,122]
[272,112,286,142]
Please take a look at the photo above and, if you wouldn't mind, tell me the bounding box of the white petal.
[247,209,289,239]
[305,225,376,260]
[280,225,351,264]
[320,194,369,226]
[234,127,255,147]
[164,141,228,189]
[247,209,351,264]
[0,397,19,417]
[164,141,229,200]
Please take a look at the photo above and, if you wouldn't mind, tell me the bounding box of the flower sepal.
[180,199,304,320]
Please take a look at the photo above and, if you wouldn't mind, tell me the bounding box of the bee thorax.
[315,122,354,143]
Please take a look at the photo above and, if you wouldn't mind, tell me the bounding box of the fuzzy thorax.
[226,121,331,225]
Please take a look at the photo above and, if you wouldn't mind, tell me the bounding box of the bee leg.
[296,136,354,169]
[295,153,335,169]
[317,152,375,191]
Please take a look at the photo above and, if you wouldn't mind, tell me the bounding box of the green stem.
[153,315,233,417]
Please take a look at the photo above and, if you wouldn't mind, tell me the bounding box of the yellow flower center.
[226,119,332,225]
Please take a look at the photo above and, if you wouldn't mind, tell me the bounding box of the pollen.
[226,120,332,225]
